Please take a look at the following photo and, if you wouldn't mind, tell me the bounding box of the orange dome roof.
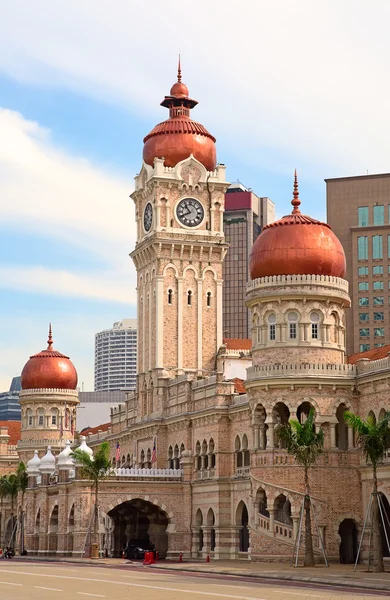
[143,58,217,172]
[21,325,78,390]
[249,172,346,280]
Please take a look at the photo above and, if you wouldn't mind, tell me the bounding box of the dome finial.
[177,54,182,83]
[47,323,53,350]
[291,169,301,214]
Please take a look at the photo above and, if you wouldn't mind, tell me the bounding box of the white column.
[330,423,337,449]
[210,207,215,233]
[148,290,152,371]
[216,281,223,349]
[348,426,354,449]
[155,203,161,231]
[197,278,203,373]
[156,277,164,368]
[177,278,183,371]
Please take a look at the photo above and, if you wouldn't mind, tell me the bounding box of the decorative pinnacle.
[291,169,301,214]
[177,54,182,83]
[47,323,53,349]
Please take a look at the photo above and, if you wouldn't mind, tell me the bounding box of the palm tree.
[344,410,390,573]
[6,474,19,548]
[276,408,324,567]
[72,442,111,553]
[16,462,28,554]
[0,475,9,550]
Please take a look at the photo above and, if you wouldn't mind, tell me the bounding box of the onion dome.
[21,324,78,390]
[27,450,41,476]
[40,446,56,475]
[57,440,74,470]
[143,57,216,171]
[249,172,346,280]
[75,435,93,460]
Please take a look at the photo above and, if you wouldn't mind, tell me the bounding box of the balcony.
[195,468,216,480]
[111,467,182,480]
[235,466,250,477]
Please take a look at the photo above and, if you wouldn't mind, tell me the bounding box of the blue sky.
[1,0,389,390]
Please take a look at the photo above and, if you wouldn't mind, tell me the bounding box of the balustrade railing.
[111,467,182,479]
[195,468,216,480]
[235,466,250,477]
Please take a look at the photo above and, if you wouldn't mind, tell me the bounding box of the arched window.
[168,289,173,305]
[140,449,145,467]
[26,409,33,427]
[206,291,212,307]
[268,314,276,341]
[287,311,299,340]
[51,408,58,426]
[187,290,192,306]
[37,408,45,427]
[310,312,320,339]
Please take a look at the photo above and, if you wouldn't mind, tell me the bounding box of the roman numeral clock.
[176,198,204,227]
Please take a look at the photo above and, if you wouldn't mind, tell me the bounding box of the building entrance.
[339,518,358,563]
[108,499,169,558]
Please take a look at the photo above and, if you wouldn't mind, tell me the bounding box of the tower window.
[51,414,57,425]
[287,311,298,340]
[38,414,44,426]
[268,314,276,341]
[28,415,33,426]
[187,290,192,306]
[310,312,320,340]
[168,289,173,305]
[206,291,211,307]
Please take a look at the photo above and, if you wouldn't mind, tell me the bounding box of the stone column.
[330,423,337,449]
[268,508,275,536]
[267,424,275,449]
[292,516,299,540]
[177,278,183,371]
[348,426,354,449]
[201,526,210,558]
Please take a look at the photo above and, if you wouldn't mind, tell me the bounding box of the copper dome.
[143,59,217,172]
[21,325,78,390]
[249,172,346,280]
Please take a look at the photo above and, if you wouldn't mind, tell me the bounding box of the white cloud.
[1,0,390,178]
[0,266,134,304]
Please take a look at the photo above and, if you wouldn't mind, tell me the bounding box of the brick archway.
[106,495,174,558]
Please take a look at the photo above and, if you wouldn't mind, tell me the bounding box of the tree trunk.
[0,498,3,550]
[304,467,315,567]
[94,481,99,549]
[372,466,384,573]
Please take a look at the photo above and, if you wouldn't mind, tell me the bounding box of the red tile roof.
[0,421,21,445]
[231,378,246,394]
[348,345,390,365]
[80,422,111,436]
[223,338,252,350]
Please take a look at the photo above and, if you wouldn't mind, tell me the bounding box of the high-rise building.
[94,319,137,391]
[223,183,275,339]
[0,376,21,420]
[326,172,390,355]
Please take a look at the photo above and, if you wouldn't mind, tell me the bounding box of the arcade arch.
[107,499,169,558]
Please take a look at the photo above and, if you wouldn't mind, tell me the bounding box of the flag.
[151,438,157,463]
[115,441,121,462]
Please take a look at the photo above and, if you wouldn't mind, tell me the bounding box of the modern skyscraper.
[223,183,275,339]
[326,172,390,355]
[0,376,21,420]
[94,319,137,391]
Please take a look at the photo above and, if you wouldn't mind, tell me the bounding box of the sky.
[1,0,389,391]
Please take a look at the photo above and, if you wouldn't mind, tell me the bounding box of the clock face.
[144,202,153,232]
[176,198,204,228]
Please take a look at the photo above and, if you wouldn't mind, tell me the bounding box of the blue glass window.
[357,236,368,260]
[358,206,369,226]
[372,235,383,259]
[373,205,384,225]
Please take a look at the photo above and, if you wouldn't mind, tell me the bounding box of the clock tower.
[130,63,229,412]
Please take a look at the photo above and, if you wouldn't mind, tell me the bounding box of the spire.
[177,54,182,83]
[291,169,301,214]
[47,323,53,350]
